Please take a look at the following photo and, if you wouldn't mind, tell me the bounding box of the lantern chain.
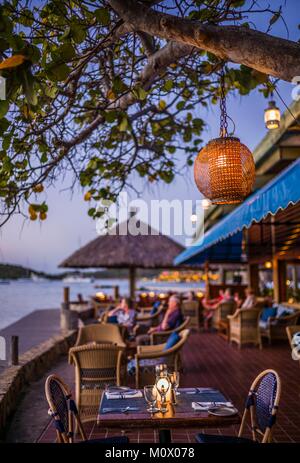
[219,66,228,138]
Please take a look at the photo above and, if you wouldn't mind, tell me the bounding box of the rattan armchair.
[260,310,300,345]
[69,343,125,423]
[150,317,190,344]
[286,325,300,364]
[45,374,128,443]
[214,300,237,339]
[136,304,165,325]
[181,301,200,331]
[196,369,281,443]
[228,308,262,349]
[134,329,190,388]
[74,323,126,348]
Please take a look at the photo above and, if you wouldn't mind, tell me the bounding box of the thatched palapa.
[59,219,184,298]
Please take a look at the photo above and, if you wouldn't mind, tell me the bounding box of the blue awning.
[175,158,300,265]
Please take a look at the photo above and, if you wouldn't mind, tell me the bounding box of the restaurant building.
[175,100,300,306]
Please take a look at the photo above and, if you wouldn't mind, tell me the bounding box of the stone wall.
[0,330,76,436]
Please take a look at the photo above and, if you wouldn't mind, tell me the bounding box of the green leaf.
[158,100,167,110]
[119,117,128,132]
[163,80,173,91]
[70,23,86,44]
[46,63,70,81]
[134,87,147,100]
[0,117,9,133]
[22,69,38,106]
[0,100,9,118]
[95,8,110,26]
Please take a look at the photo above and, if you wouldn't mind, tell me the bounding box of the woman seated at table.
[202,288,234,330]
[236,287,256,310]
[136,295,183,345]
[107,297,136,328]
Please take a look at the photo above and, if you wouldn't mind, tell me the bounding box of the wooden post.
[63,286,70,308]
[114,285,119,301]
[204,261,210,299]
[11,336,19,366]
[129,267,136,300]
[248,263,259,295]
[273,258,287,303]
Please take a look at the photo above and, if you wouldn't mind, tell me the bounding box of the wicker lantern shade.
[194,136,255,204]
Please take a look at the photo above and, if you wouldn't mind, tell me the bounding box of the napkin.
[192,401,233,410]
[105,390,143,400]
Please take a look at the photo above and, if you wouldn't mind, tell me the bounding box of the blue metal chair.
[45,374,128,444]
[195,369,281,443]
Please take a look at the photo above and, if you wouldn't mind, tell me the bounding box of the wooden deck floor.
[38,331,300,443]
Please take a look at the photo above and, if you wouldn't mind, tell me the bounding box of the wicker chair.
[74,323,126,348]
[45,374,128,443]
[69,343,125,423]
[136,304,165,325]
[196,369,281,443]
[214,300,237,339]
[150,317,190,344]
[260,310,300,345]
[228,308,262,349]
[286,325,300,364]
[181,301,200,331]
[134,329,190,388]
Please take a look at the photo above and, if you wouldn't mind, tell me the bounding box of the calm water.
[0,279,204,330]
[0,279,129,330]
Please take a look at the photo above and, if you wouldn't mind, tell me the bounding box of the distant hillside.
[0,263,159,280]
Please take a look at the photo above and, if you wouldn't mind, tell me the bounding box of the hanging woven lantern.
[194,67,255,204]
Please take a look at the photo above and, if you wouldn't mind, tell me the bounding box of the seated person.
[136,295,183,345]
[237,287,256,309]
[108,297,136,327]
[202,288,234,330]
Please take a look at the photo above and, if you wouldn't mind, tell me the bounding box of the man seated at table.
[136,295,183,345]
[107,297,136,328]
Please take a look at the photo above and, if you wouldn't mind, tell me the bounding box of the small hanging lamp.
[264,98,280,130]
[194,67,255,204]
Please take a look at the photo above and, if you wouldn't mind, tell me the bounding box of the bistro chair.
[150,317,190,344]
[181,300,200,331]
[228,308,262,349]
[195,369,281,443]
[45,374,128,443]
[69,343,125,423]
[214,300,237,339]
[134,329,190,388]
[74,323,126,348]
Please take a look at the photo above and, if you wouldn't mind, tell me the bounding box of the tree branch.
[109,0,300,82]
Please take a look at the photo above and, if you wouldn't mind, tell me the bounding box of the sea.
[0,279,204,330]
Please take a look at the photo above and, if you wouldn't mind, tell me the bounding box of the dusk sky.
[0,1,299,273]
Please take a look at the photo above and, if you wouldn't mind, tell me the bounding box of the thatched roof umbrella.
[59,219,184,299]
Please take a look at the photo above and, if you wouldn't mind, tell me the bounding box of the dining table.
[97,387,241,443]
